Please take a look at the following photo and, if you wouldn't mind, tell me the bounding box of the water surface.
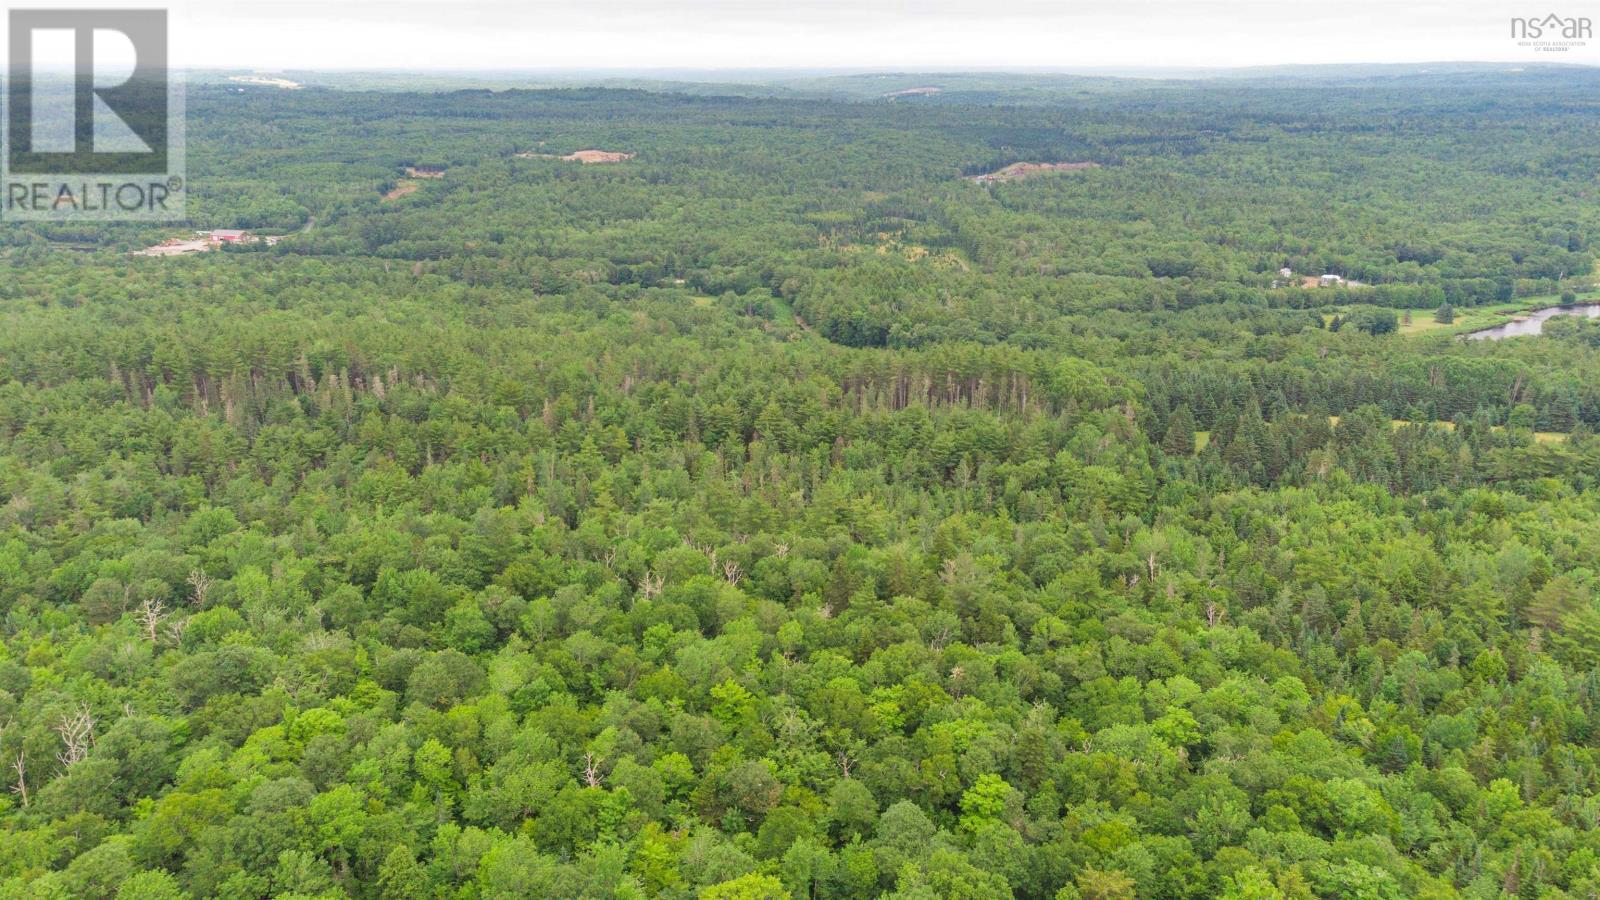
[1467,304,1600,340]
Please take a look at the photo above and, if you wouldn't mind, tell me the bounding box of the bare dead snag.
[10,750,26,808]
[638,571,663,600]
[54,706,94,768]
[137,597,167,643]
[187,569,212,607]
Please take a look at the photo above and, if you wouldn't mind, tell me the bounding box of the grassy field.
[1395,301,1525,336]
[1412,292,1600,337]
[1318,292,1599,338]
[767,296,795,322]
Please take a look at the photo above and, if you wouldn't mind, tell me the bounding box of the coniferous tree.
[1162,406,1198,456]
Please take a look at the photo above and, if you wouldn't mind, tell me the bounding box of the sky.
[23,0,1600,71]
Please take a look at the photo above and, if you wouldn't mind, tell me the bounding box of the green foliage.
[701,873,790,900]
[5,69,1600,900]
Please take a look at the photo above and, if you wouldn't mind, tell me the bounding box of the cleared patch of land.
[384,180,420,201]
[971,161,1099,184]
[562,150,636,164]
[404,167,446,179]
[135,231,279,257]
[134,238,212,257]
[227,75,302,90]
[1388,300,1535,336]
[515,149,636,164]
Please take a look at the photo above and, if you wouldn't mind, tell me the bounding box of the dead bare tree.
[949,664,966,697]
[694,542,719,573]
[137,597,168,643]
[940,558,961,585]
[187,569,212,607]
[582,753,603,788]
[54,706,94,768]
[638,571,664,601]
[722,560,743,587]
[9,750,26,808]
[776,707,812,741]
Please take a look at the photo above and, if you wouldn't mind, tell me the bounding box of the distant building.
[1319,274,1345,287]
[210,229,248,244]
[1279,267,1293,277]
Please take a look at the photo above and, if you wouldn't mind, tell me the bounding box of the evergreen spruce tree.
[1162,405,1198,456]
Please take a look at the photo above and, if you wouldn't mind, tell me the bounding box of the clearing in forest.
[561,150,636,164]
[971,161,1099,184]
[227,74,302,90]
[134,237,212,257]
[515,149,636,164]
[384,180,421,201]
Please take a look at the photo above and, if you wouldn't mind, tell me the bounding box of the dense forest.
[6,67,1600,898]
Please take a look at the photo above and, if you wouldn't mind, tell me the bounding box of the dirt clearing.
[135,238,211,257]
[384,180,420,201]
[971,161,1100,184]
[562,150,635,164]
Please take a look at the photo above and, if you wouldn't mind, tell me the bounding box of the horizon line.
[182,60,1600,74]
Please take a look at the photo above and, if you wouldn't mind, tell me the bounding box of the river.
[1467,303,1600,340]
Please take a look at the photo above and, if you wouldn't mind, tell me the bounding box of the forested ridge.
[5,70,1600,899]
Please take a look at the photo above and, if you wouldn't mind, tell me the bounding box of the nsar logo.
[1510,13,1592,49]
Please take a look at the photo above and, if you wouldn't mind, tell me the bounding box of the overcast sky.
[61,0,1600,70]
